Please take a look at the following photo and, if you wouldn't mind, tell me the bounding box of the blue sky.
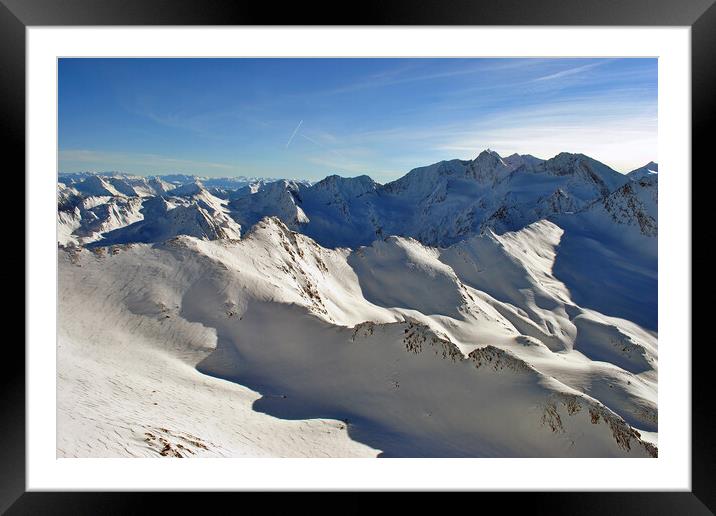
[59,58,657,182]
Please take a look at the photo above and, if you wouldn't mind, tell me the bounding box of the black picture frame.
[4,0,712,513]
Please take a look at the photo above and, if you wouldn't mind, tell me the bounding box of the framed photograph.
[6,0,711,512]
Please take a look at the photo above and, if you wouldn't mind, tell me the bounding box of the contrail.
[285,120,303,148]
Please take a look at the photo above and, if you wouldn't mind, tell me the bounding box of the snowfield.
[57,151,659,457]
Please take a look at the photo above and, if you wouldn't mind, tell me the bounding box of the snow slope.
[58,216,658,457]
[57,149,658,458]
[550,175,658,329]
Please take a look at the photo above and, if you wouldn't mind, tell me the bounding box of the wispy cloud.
[428,102,657,172]
[60,58,657,180]
[302,93,657,173]
[316,61,501,96]
[532,60,611,82]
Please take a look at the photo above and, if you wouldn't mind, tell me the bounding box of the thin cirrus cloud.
[315,60,521,96]
[58,58,657,180]
[295,92,657,177]
[531,60,611,82]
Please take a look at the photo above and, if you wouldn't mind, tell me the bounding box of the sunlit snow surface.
[57,152,658,457]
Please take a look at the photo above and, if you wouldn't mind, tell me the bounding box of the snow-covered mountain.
[627,161,658,181]
[229,179,310,231]
[58,182,146,245]
[223,150,632,248]
[58,150,643,250]
[59,217,657,458]
[503,152,545,171]
[57,149,659,458]
[587,175,658,238]
[58,171,305,201]
[94,182,242,245]
[59,171,283,189]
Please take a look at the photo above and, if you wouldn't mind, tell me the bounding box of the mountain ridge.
[59,150,658,250]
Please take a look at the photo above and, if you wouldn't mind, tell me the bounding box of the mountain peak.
[167,180,206,197]
[468,149,511,183]
[476,148,503,161]
[532,152,629,198]
[313,174,378,197]
[627,162,658,181]
[552,151,587,162]
[74,175,124,197]
[503,153,544,171]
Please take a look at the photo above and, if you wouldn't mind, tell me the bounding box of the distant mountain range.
[59,150,657,249]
